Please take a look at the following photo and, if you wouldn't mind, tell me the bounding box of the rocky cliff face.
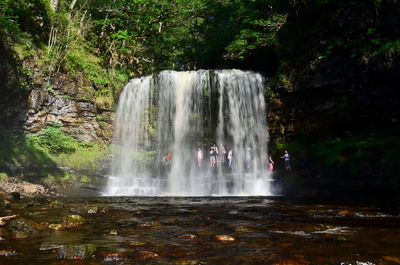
[266,0,400,143]
[268,52,400,142]
[0,38,113,143]
[25,81,113,142]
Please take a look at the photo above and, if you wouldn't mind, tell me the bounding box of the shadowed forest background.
[0,0,399,197]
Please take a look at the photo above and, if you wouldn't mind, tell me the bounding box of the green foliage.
[133,150,157,166]
[64,214,85,223]
[225,1,287,60]
[0,172,8,182]
[0,128,56,168]
[0,126,109,185]
[276,129,400,178]
[12,37,36,59]
[55,143,109,171]
[314,132,399,168]
[42,173,57,186]
[0,127,63,184]
[28,123,109,171]
[0,0,18,31]
[29,125,79,154]
[65,45,110,88]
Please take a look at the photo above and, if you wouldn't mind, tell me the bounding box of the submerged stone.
[6,218,43,237]
[335,236,347,241]
[39,242,64,251]
[64,214,85,223]
[214,235,235,241]
[0,215,17,226]
[48,200,63,208]
[234,226,253,233]
[130,241,146,246]
[140,221,161,228]
[48,224,64,231]
[100,252,126,262]
[56,244,96,260]
[178,234,198,239]
[136,251,160,259]
[0,250,17,256]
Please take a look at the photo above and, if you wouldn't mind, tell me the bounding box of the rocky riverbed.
[0,196,400,264]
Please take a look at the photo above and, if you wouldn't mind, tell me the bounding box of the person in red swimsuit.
[162,152,172,165]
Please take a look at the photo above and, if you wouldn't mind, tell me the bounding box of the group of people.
[206,144,232,168]
[268,150,291,171]
[162,147,291,171]
[194,144,230,168]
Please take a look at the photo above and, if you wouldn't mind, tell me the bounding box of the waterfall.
[104,69,272,196]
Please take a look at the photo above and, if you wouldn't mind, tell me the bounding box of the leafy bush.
[0,128,56,168]
[55,144,109,171]
[0,172,8,182]
[29,126,79,154]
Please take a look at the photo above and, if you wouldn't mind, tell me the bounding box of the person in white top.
[280,150,291,170]
[196,147,203,167]
[227,149,233,167]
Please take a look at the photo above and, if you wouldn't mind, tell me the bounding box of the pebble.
[130,241,146,246]
[48,224,64,231]
[101,252,125,262]
[136,251,160,259]
[214,235,235,241]
[178,234,197,239]
[0,250,17,256]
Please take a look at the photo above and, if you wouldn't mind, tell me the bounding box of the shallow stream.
[1,196,399,264]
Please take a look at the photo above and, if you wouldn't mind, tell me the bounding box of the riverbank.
[0,179,60,199]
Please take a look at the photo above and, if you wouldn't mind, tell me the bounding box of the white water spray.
[104,70,272,196]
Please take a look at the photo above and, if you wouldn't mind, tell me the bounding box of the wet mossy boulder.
[6,218,46,237]
[63,214,85,223]
[57,244,96,260]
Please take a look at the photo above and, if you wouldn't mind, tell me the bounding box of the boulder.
[6,218,44,237]
[56,244,96,260]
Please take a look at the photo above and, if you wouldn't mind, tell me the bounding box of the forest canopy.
[1,0,399,102]
[0,0,287,74]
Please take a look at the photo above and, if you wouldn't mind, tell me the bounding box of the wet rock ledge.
[0,179,60,199]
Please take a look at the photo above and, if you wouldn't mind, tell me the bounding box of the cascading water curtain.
[104,70,272,196]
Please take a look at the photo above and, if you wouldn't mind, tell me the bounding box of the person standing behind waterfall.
[196,147,203,167]
[227,149,233,167]
[268,154,274,171]
[280,150,291,170]
[161,152,172,166]
[209,146,215,168]
[245,147,252,170]
[209,144,218,168]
